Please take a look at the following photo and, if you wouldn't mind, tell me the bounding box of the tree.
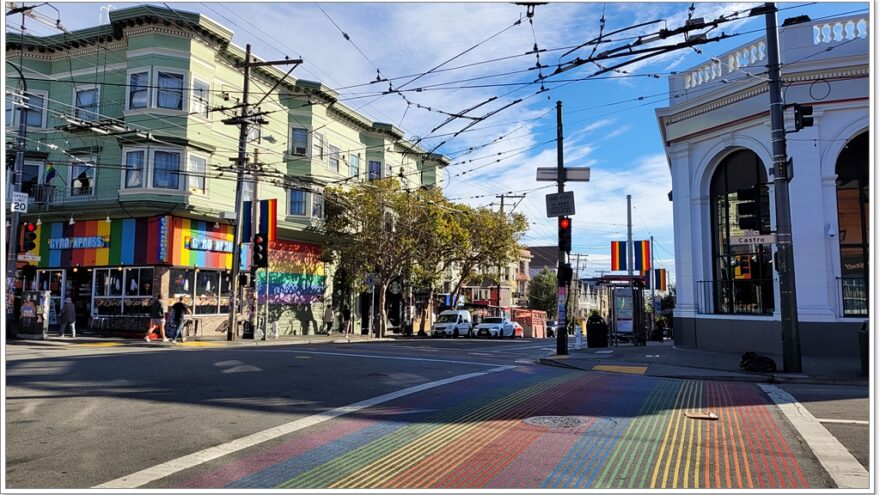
[659,284,676,330]
[528,267,557,315]
[321,178,421,337]
[448,207,528,307]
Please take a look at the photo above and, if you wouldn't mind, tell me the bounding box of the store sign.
[48,236,108,249]
[187,236,233,253]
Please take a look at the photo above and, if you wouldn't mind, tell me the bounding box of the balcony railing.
[670,14,869,103]
[27,184,119,207]
[837,276,868,317]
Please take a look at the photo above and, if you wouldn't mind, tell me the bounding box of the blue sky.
[11,1,869,281]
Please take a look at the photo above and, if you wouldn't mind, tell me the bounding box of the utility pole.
[626,194,637,345]
[759,2,802,372]
[555,101,568,356]
[224,44,301,341]
[496,193,525,317]
[249,149,261,339]
[651,235,656,339]
[5,8,30,307]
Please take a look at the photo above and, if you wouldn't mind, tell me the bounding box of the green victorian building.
[5,5,448,337]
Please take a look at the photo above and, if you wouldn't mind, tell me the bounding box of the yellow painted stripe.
[695,382,702,488]
[77,342,122,347]
[331,374,573,488]
[592,365,646,375]
[179,218,191,266]
[682,380,702,488]
[177,342,224,347]
[649,382,686,488]
[95,220,110,265]
[671,380,696,487]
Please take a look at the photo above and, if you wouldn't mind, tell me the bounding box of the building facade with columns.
[655,14,868,357]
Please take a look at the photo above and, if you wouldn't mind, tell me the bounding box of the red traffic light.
[558,217,571,229]
[254,234,264,244]
[25,223,37,233]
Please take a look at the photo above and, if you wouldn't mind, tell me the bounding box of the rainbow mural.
[31,216,166,268]
[168,217,235,270]
[255,240,325,305]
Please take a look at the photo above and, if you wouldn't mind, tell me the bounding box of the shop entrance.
[66,268,93,330]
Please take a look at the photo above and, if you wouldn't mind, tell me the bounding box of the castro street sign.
[731,233,776,245]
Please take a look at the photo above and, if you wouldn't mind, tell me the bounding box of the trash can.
[858,320,868,376]
[586,316,608,348]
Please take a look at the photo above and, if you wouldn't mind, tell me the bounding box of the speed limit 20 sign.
[10,192,28,213]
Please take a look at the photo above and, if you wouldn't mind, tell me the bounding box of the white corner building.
[655,14,869,357]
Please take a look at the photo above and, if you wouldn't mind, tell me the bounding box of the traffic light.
[793,103,813,131]
[558,216,572,252]
[21,222,37,252]
[252,233,268,268]
[557,262,573,287]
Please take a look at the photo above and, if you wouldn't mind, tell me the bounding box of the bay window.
[290,128,308,155]
[191,79,210,118]
[369,160,382,180]
[329,145,340,173]
[153,150,181,189]
[24,91,45,127]
[128,71,149,110]
[188,154,207,193]
[349,154,360,178]
[75,87,99,121]
[289,189,306,216]
[124,150,144,188]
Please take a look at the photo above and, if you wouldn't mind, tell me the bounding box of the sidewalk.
[7,333,397,349]
[539,340,868,386]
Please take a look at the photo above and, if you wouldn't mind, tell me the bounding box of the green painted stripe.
[38,223,50,267]
[279,373,576,488]
[333,374,577,489]
[595,379,675,488]
[108,219,122,265]
[632,380,687,488]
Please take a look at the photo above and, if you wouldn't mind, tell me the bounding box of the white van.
[431,310,472,338]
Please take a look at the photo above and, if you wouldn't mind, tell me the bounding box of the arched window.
[709,149,774,314]
[836,131,869,316]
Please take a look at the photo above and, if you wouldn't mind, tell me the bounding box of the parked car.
[511,321,524,338]
[473,316,514,338]
[431,310,472,338]
[546,320,558,338]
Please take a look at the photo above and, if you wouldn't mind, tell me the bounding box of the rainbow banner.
[169,217,234,269]
[242,198,278,241]
[633,240,651,271]
[34,216,166,268]
[256,240,325,305]
[649,268,667,291]
[611,241,627,271]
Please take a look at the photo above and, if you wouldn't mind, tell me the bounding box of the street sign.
[17,254,40,262]
[536,167,591,182]
[731,233,776,245]
[10,192,28,213]
[546,191,576,217]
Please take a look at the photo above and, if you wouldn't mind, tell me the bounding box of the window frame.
[92,266,155,316]
[328,144,340,173]
[349,153,360,178]
[311,189,324,219]
[154,69,187,111]
[22,90,48,128]
[368,160,382,180]
[290,127,309,156]
[73,85,100,122]
[313,132,324,162]
[191,77,210,119]
[152,149,183,190]
[187,152,208,194]
[69,156,97,198]
[123,148,146,190]
[288,188,307,216]
[119,146,187,193]
[126,69,150,111]
[170,268,230,315]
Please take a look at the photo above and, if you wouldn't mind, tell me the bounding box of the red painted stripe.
[739,384,782,487]
[751,389,807,487]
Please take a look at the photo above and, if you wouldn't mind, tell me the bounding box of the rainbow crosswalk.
[173,370,814,489]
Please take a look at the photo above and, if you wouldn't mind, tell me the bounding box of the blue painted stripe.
[49,222,62,266]
[121,219,135,264]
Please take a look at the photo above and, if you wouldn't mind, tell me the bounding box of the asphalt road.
[4,338,860,489]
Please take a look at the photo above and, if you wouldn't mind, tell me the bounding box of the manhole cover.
[523,416,586,428]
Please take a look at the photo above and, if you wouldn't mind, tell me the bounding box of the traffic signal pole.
[556,100,568,356]
[761,2,802,372]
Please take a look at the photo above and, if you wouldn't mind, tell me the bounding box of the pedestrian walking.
[169,296,191,343]
[59,297,77,338]
[146,294,169,342]
[323,304,335,335]
[342,306,352,335]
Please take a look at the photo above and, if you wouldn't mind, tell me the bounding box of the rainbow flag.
[242,198,278,241]
[43,163,57,184]
[649,268,667,291]
[633,240,651,271]
[610,241,627,271]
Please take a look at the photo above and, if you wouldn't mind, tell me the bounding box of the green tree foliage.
[528,267,557,315]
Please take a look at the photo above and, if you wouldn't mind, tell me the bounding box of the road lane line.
[93,365,515,489]
[257,349,503,367]
[758,384,868,489]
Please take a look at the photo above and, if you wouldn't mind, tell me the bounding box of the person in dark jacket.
[146,294,168,342]
[59,297,77,338]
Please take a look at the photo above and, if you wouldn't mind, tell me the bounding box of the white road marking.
[816,418,870,426]
[759,384,869,488]
[259,349,500,367]
[95,365,515,489]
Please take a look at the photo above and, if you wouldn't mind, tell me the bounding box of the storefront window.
[709,149,774,315]
[93,267,153,316]
[171,268,229,315]
[835,132,868,316]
